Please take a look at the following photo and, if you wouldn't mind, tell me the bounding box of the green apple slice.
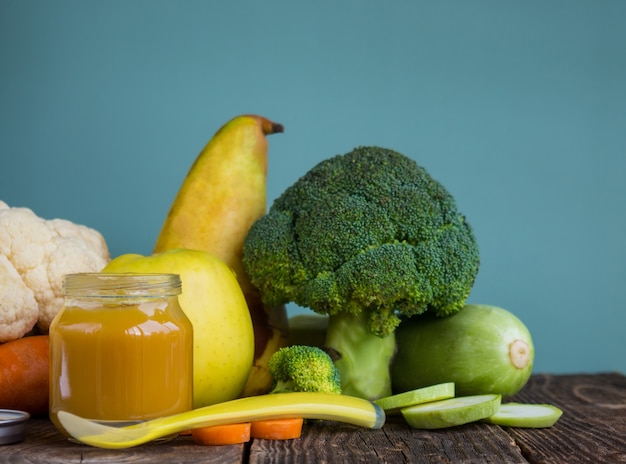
[401,394,501,429]
[374,383,455,414]
[483,402,563,428]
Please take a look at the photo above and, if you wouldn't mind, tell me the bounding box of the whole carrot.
[0,335,49,415]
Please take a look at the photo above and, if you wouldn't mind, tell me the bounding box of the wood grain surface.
[3,373,625,463]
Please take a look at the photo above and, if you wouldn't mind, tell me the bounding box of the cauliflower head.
[0,201,110,341]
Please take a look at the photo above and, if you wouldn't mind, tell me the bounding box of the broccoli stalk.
[324,311,396,399]
[243,146,480,400]
[268,345,342,394]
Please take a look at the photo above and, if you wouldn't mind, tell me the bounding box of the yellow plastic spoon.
[57,392,385,449]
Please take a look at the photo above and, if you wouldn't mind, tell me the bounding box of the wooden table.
[4,373,625,463]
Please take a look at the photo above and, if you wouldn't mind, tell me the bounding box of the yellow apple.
[102,248,254,408]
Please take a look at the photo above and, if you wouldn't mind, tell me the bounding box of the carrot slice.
[191,422,251,445]
[250,418,304,440]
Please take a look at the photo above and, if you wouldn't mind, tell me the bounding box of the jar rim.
[63,273,182,296]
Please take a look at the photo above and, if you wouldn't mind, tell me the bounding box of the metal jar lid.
[0,409,30,445]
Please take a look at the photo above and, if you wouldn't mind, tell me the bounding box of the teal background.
[1,1,624,374]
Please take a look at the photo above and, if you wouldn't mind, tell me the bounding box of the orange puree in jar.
[49,273,193,436]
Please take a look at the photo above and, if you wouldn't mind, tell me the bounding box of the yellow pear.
[154,114,289,396]
[102,249,255,408]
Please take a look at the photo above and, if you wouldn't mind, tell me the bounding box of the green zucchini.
[483,402,563,428]
[374,382,455,414]
[392,304,534,398]
[401,394,501,429]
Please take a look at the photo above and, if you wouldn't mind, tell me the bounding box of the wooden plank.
[2,419,245,464]
[249,417,528,463]
[506,372,626,464]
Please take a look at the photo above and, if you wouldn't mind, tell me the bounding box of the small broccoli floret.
[268,345,342,395]
[243,146,480,399]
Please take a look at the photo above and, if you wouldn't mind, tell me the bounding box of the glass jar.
[49,273,193,436]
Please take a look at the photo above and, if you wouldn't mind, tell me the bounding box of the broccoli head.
[268,345,342,394]
[243,146,480,399]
